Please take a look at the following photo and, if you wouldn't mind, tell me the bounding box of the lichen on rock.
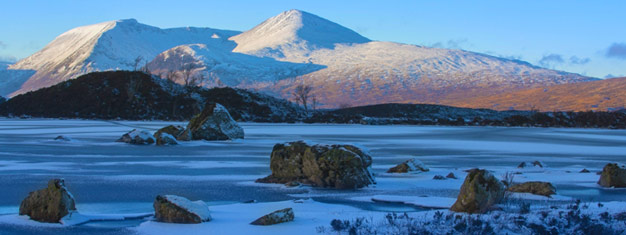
[450,168,504,214]
[19,179,77,223]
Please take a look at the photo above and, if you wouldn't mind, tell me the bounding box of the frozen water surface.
[0,118,625,234]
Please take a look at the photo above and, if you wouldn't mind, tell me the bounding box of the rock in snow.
[507,181,556,197]
[19,179,76,223]
[387,158,429,173]
[116,129,155,145]
[250,208,294,226]
[154,125,184,145]
[450,169,504,214]
[153,195,211,224]
[598,163,626,188]
[256,141,375,189]
[178,103,244,141]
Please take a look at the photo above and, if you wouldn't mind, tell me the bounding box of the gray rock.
[19,179,76,223]
[179,103,244,141]
[256,141,375,189]
[116,129,155,145]
[154,125,184,145]
[450,169,504,214]
[153,195,211,224]
[507,181,556,197]
[250,208,294,225]
[387,158,429,173]
[598,163,626,188]
[433,175,445,180]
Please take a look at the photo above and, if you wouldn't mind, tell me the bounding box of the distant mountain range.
[0,9,608,111]
[446,77,626,112]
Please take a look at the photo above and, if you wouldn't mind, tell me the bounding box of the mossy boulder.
[153,195,211,224]
[256,141,375,189]
[154,125,184,145]
[598,163,626,188]
[450,169,504,214]
[387,158,429,173]
[116,129,155,145]
[19,179,76,223]
[178,102,244,141]
[250,208,294,225]
[507,181,556,197]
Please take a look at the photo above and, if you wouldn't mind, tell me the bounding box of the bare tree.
[181,63,199,87]
[311,95,318,111]
[293,84,313,113]
[166,69,179,83]
[133,56,143,71]
[141,60,150,74]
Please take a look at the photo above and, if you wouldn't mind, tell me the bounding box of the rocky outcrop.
[450,169,504,214]
[153,195,211,224]
[250,208,294,225]
[154,125,184,145]
[256,141,375,189]
[19,179,76,223]
[178,103,244,141]
[507,181,556,197]
[387,158,429,173]
[116,129,155,145]
[598,163,626,188]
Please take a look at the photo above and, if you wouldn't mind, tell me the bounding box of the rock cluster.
[116,103,244,145]
[450,169,504,214]
[598,163,626,188]
[256,141,375,189]
[19,179,76,223]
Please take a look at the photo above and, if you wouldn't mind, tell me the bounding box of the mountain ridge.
[1,10,597,110]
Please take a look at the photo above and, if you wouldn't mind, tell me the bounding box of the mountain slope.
[230,9,370,59]
[445,77,626,112]
[8,19,239,96]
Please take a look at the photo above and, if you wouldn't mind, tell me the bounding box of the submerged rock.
[53,135,72,141]
[387,158,429,173]
[154,125,184,145]
[19,179,76,223]
[507,181,556,197]
[598,163,626,188]
[153,195,211,224]
[256,141,375,189]
[433,175,445,180]
[178,103,244,141]
[250,208,294,225]
[116,129,155,145]
[450,169,504,214]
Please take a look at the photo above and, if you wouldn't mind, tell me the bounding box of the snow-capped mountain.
[7,19,239,96]
[2,10,595,108]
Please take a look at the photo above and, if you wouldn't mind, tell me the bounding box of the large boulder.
[507,181,556,197]
[178,103,244,141]
[19,179,76,223]
[598,163,626,188]
[116,129,155,145]
[153,195,211,224]
[387,158,429,173]
[450,169,504,214]
[154,125,184,145]
[256,141,375,189]
[250,208,294,225]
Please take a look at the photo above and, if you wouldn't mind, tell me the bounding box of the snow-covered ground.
[0,118,625,234]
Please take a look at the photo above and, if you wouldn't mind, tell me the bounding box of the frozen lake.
[0,119,625,234]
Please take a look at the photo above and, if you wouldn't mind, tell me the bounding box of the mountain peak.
[230,9,370,56]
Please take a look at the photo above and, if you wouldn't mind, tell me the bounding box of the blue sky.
[0,0,625,78]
